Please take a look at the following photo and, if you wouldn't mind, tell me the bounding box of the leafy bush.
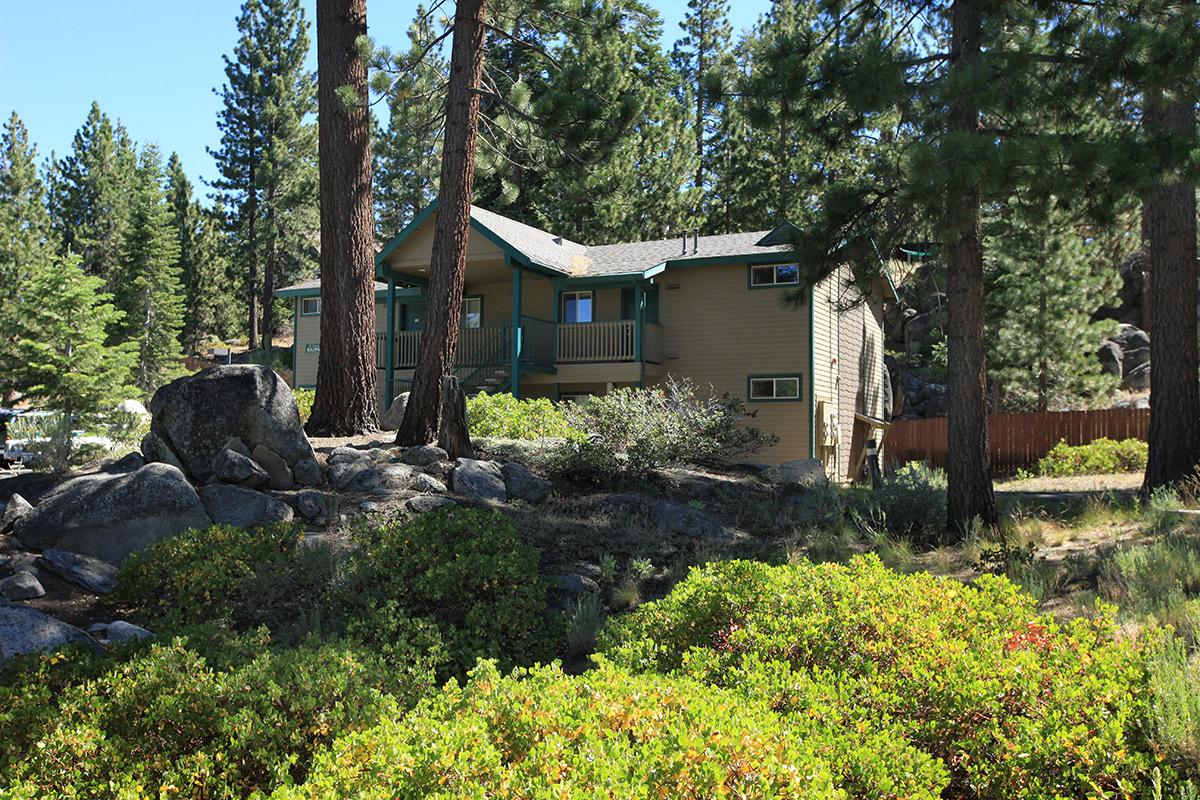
[273,660,948,799]
[113,523,330,636]
[0,633,438,799]
[553,376,777,481]
[1037,437,1148,477]
[601,556,1158,798]
[5,411,95,472]
[465,391,575,439]
[293,387,315,423]
[333,508,553,677]
[864,461,947,545]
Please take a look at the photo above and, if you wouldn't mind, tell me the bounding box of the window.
[461,296,482,328]
[562,291,594,323]
[749,375,802,401]
[749,264,800,287]
[559,393,593,405]
[300,297,321,315]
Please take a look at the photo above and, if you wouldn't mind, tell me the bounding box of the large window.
[749,263,800,287]
[748,375,802,401]
[300,297,321,315]
[461,296,482,328]
[561,290,594,324]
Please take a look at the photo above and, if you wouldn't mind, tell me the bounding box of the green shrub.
[0,633,439,799]
[333,508,553,677]
[273,660,948,799]
[863,461,947,545]
[113,524,330,636]
[601,556,1158,798]
[554,376,777,481]
[465,391,575,439]
[293,387,315,423]
[1037,437,1148,477]
[1149,637,1200,774]
[1100,535,1200,644]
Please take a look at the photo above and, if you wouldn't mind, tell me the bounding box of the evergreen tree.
[670,0,732,224]
[47,102,138,289]
[988,203,1120,411]
[374,6,446,236]
[9,251,137,418]
[0,111,57,399]
[211,0,317,351]
[118,146,186,394]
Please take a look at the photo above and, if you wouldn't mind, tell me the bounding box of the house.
[277,202,894,480]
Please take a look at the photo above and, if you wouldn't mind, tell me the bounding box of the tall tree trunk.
[396,0,488,445]
[261,203,276,353]
[943,0,996,536]
[306,0,378,436]
[1142,82,1199,493]
[247,194,259,350]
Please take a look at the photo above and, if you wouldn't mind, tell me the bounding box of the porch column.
[633,283,645,362]
[510,259,522,397]
[384,276,396,404]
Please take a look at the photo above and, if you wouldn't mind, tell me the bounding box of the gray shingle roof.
[276,277,388,295]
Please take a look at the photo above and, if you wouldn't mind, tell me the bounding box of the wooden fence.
[884,408,1150,474]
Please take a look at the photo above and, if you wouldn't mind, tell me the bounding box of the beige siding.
[655,263,810,464]
[835,292,886,480]
[811,273,839,475]
[294,300,322,388]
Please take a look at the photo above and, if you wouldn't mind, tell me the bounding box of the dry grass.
[995,471,1143,494]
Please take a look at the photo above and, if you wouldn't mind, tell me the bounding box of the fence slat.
[883,408,1150,474]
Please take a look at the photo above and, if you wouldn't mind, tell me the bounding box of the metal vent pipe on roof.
[681,231,687,254]
[692,229,699,253]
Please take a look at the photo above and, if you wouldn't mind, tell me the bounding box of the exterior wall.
[294,299,322,388]
[654,262,812,464]
[811,273,839,475]
[836,291,886,480]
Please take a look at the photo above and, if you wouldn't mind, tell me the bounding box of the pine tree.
[0,111,57,400]
[988,203,1120,411]
[47,102,138,289]
[118,146,186,394]
[9,251,137,418]
[374,5,446,236]
[306,0,378,435]
[211,0,317,351]
[670,0,732,225]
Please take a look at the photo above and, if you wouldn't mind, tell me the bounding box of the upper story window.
[562,290,594,323]
[461,296,482,328]
[750,263,800,287]
[300,297,321,315]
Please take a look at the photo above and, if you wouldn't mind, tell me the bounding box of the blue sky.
[0,1,769,192]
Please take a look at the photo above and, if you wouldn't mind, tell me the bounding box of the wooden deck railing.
[377,319,659,368]
[557,320,635,362]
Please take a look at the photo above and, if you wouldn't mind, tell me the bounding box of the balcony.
[376,319,663,370]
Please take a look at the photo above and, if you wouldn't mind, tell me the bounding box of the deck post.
[633,283,645,362]
[510,258,522,397]
[385,276,396,405]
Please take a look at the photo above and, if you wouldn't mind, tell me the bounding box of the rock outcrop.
[198,484,294,528]
[146,365,315,484]
[451,458,507,502]
[0,604,101,665]
[12,463,213,564]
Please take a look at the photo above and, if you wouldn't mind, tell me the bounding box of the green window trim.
[748,263,801,289]
[747,374,804,402]
[300,297,322,315]
[462,294,484,328]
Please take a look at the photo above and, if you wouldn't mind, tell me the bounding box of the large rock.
[0,571,44,600]
[401,444,448,467]
[379,392,410,432]
[13,463,213,564]
[451,458,507,502]
[293,458,323,487]
[213,448,270,488]
[0,604,101,664]
[763,458,829,488]
[649,499,739,543]
[1123,362,1151,391]
[251,444,293,490]
[329,461,382,492]
[1096,340,1123,378]
[198,484,294,528]
[406,494,457,514]
[39,549,119,594]
[1,493,32,534]
[502,462,551,503]
[106,620,154,644]
[146,365,314,483]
